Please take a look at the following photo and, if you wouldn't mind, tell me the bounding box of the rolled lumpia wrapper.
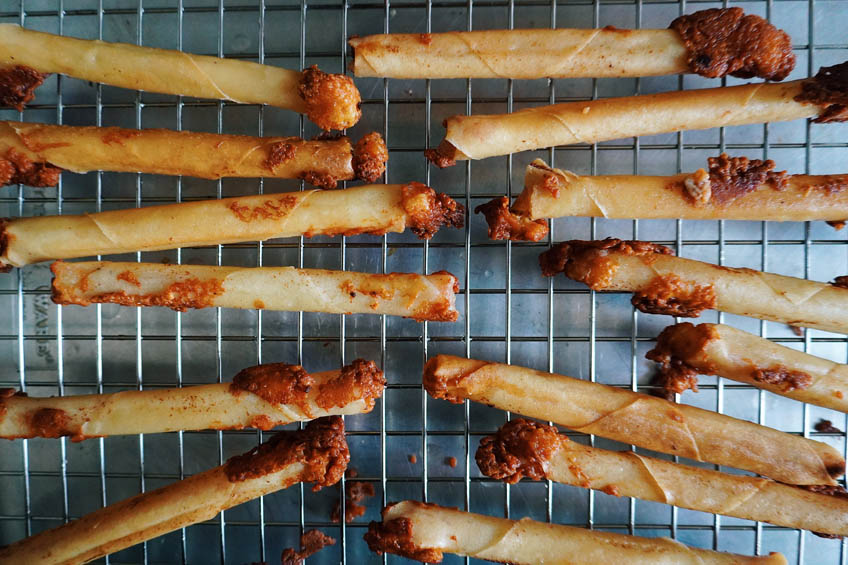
[0,121,355,182]
[50,261,459,321]
[350,29,688,79]
[364,501,786,564]
[437,81,816,161]
[541,239,848,334]
[0,23,305,111]
[0,417,349,565]
[515,158,848,222]
[423,355,844,485]
[477,419,848,537]
[0,359,384,439]
[647,322,848,412]
[0,182,464,268]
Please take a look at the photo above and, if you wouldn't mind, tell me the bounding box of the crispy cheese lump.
[298,66,362,131]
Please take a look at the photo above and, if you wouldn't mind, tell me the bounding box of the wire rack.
[1,0,847,564]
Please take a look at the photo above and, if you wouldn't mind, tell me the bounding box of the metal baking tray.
[1,0,846,563]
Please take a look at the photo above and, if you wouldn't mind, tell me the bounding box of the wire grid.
[1,0,847,564]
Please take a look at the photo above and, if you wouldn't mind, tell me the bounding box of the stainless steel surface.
[1,1,847,564]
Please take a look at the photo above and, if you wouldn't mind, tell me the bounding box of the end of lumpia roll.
[795,61,848,123]
[50,260,227,310]
[539,238,674,289]
[424,139,465,168]
[364,501,446,563]
[352,132,388,183]
[475,418,562,484]
[0,147,62,188]
[669,8,795,81]
[297,66,362,131]
[223,415,349,490]
[645,322,719,399]
[422,355,490,403]
[474,197,548,241]
[0,65,47,111]
[401,182,465,239]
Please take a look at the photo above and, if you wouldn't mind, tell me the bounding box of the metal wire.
[1,1,847,564]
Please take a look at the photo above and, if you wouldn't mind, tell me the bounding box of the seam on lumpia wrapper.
[50,261,458,321]
[424,355,844,485]
[442,81,816,161]
[381,501,787,564]
[0,24,306,112]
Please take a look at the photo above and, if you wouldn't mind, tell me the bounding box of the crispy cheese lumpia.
[0,416,349,565]
[507,157,848,225]
[364,501,787,564]
[539,238,848,334]
[0,24,360,130]
[423,355,844,485]
[425,62,848,166]
[0,359,383,440]
[0,183,465,269]
[647,322,848,411]
[351,8,794,81]
[0,122,388,189]
[478,419,848,538]
[50,261,460,321]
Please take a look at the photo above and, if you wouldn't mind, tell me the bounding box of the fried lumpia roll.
[0,183,464,269]
[0,24,360,130]
[425,62,848,167]
[540,238,848,334]
[0,416,349,565]
[423,355,844,485]
[0,360,383,440]
[646,322,848,412]
[351,8,793,81]
[364,501,786,564]
[504,157,848,230]
[50,261,459,321]
[479,419,848,538]
[0,122,388,189]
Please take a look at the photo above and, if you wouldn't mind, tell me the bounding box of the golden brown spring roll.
[0,416,349,565]
[646,322,848,412]
[478,419,848,538]
[0,122,388,189]
[50,261,459,321]
[0,359,383,440]
[425,62,848,166]
[423,355,844,485]
[539,238,848,334]
[364,501,787,564]
[351,8,794,81]
[0,182,465,269]
[0,24,361,130]
[508,156,848,225]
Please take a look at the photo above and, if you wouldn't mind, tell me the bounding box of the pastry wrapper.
[0,182,463,268]
[515,159,848,222]
[50,261,459,321]
[365,501,786,564]
[0,121,382,186]
[478,419,848,537]
[350,29,687,79]
[423,355,844,485]
[0,417,349,565]
[648,322,848,412]
[0,360,384,440]
[432,81,816,162]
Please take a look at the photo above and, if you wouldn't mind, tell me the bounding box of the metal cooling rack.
[1,0,847,564]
